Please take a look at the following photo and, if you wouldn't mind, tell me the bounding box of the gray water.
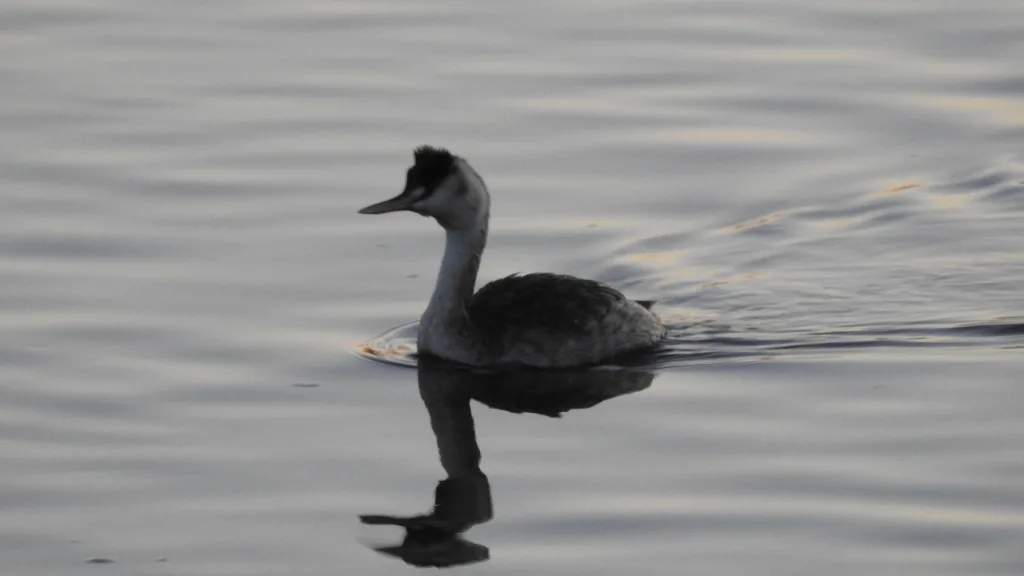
[2,0,1023,574]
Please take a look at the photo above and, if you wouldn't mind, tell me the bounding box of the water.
[1,0,1022,574]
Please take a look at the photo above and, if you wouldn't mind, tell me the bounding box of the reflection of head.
[374,535,489,568]
[361,475,492,568]
[361,360,655,568]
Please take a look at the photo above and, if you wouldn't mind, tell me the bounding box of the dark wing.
[467,273,630,336]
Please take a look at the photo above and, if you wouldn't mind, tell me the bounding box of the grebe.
[358,146,667,368]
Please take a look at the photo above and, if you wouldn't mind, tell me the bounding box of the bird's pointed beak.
[358,192,416,215]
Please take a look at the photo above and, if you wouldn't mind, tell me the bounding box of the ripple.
[355,322,419,368]
[924,96,1024,127]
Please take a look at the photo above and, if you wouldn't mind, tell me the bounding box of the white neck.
[431,227,485,309]
[425,160,490,319]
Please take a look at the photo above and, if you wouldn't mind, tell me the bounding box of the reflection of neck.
[418,373,481,478]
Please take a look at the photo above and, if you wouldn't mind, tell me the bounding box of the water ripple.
[3,0,1024,574]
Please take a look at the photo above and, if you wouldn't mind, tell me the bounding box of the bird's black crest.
[414,145,452,164]
[406,145,456,193]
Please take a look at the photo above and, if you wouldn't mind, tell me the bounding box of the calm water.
[2,0,1023,574]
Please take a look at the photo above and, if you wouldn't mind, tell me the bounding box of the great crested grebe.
[359,146,666,368]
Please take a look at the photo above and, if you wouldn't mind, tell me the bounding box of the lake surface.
[2,0,1023,574]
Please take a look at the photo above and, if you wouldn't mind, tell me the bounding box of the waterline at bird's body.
[359,146,666,368]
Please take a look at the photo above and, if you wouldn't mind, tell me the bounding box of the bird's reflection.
[360,357,655,568]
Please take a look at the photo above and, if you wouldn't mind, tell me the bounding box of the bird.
[358,146,666,368]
